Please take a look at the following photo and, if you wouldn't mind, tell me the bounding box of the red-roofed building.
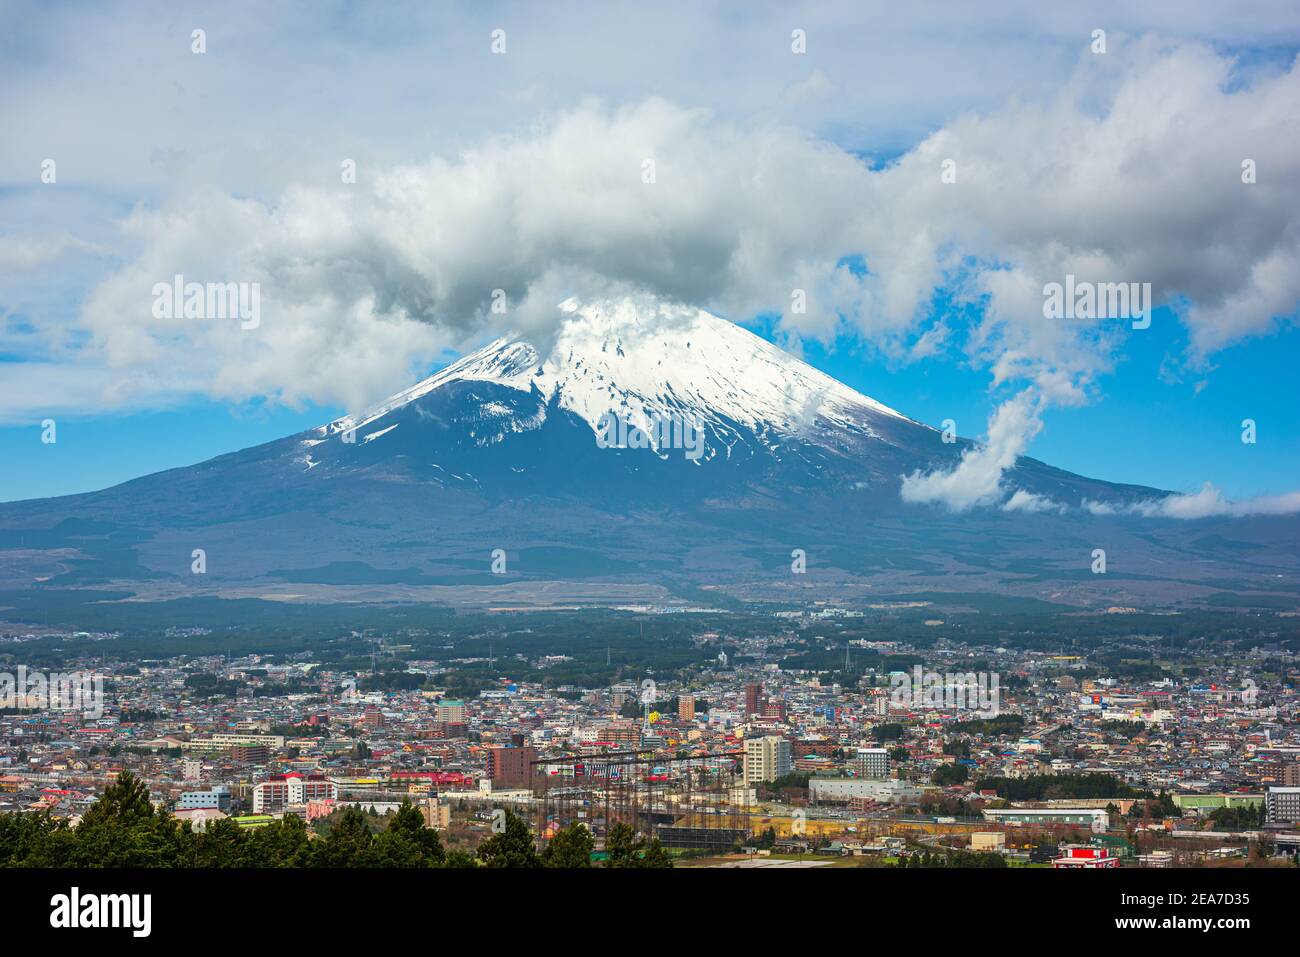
[1052,845,1120,868]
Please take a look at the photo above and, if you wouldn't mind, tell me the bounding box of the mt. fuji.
[338,297,910,448]
[1,298,1296,608]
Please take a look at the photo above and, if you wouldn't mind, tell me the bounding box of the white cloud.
[901,389,1043,510]
[20,1,1298,200]
[60,44,1295,402]
[1002,489,1066,514]
[0,362,130,422]
[861,40,1300,508]
[42,43,1296,422]
[69,99,886,413]
[0,235,104,272]
[1086,483,1300,519]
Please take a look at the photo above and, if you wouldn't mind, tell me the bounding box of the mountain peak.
[333,296,911,442]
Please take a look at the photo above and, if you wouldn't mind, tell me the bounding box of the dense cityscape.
[3,603,1298,869]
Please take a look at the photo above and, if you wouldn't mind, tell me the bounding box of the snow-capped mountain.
[330,297,909,456]
[289,295,1143,509]
[1,297,1296,606]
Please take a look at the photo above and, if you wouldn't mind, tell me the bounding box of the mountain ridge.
[0,297,1295,608]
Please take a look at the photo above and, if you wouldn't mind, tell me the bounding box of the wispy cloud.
[1087,484,1300,519]
[901,390,1043,510]
[1002,489,1067,514]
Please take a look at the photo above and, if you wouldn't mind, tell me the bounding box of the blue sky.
[1,1,1297,509]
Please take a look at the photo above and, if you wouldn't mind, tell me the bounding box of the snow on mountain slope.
[324,297,914,453]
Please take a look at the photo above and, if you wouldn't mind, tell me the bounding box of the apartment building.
[1266,786,1300,824]
[853,747,890,780]
[484,745,538,789]
[252,773,337,814]
[744,735,792,784]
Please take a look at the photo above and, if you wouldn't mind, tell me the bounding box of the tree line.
[0,772,672,868]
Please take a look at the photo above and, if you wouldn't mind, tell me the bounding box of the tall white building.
[744,735,792,784]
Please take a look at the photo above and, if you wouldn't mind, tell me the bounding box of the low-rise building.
[252,773,337,814]
[982,807,1109,832]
